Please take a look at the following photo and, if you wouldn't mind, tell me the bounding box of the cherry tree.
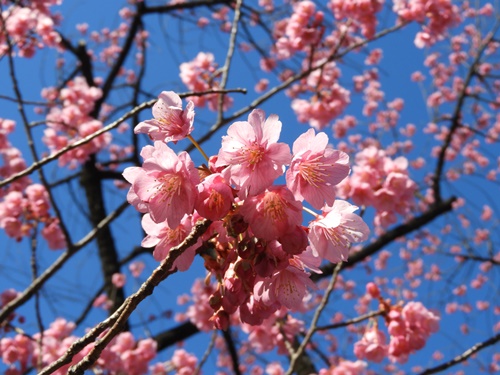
[0,0,499,374]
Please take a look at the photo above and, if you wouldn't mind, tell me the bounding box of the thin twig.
[217,0,243,123]
[194,330,218,375]
[30,228,44,371]
[42,219,212,375]
[285,262,342,375]
[418,332,500,375]
[315,309,385,332]
[0,201,129,324]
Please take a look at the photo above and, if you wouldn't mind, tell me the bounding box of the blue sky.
[1,1,499,374]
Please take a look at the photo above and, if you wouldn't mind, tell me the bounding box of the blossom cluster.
[269,1,351,129]
[273,1,325,59]
[0,183,65,249]
[290,60,351,130]
[393,0,461,48]
[42,77,111,168]
[329,0,384,39]
[179,52,233,111]
[0,119,65,249]
[0,289,20,333]
[336,146,417,229]
[125,91,370,326]
[178,277,448,373]
[0,318,157,375]
[149,349,198,375]
[177,278,305,354]
[0,1,61,58]
[354,284,440,364]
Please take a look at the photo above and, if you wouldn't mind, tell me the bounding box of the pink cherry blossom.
[254,265,316,310]
[112,273,126,288]
[134,91,195,143]
[239,185,302,241]
[239,294,280,326]
[179,52,233,111]
[278,225,308,255]
[320,360,367,375]
[251,240,290,278]
[170,349,198,374]
[329,0,384,39]
[402,301,440,337]
[123,141,199,228]
[216,109,291,197]
[41,219,66,250]
[308,200,370,263]
[286,128,350,209]
[195,173,234,221]
[25,183,50,217]
[129,261,145,278]
[354,326,388,363]
[140,213,201,271]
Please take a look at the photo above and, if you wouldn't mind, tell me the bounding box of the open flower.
[141,214,200,271]
[254,265,317,310]
[134,91,195,143]
[286,128,350,209]
[123,141,199,228]
[308,200,370,263]
[216,109,291,197]
[240,185,302,241]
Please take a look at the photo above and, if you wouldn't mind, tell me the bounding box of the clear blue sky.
[1,1,498,374]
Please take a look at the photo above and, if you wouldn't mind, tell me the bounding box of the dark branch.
[418,332,500,375]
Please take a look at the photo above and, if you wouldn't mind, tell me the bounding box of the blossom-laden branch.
[431,23,500,203]
[315,309,386,332]
[187,21,408,152]
[1,6,73,248]
[0,88,246,189]
[38,218,212,375]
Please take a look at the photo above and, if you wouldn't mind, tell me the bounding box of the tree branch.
[418,332,500,375]
[0,201,129,325]
[65,219,212,375]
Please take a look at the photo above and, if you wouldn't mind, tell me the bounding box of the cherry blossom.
[134,91,195,143]
[287,128,350,209]
[195,173,234,221]
[353,326,387,363]
[216,109,291,197]
[141,213,201,271]
[308,200,370,263]
[123,141,199,228]
[254,265,317,310]
[239,185,303,241]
